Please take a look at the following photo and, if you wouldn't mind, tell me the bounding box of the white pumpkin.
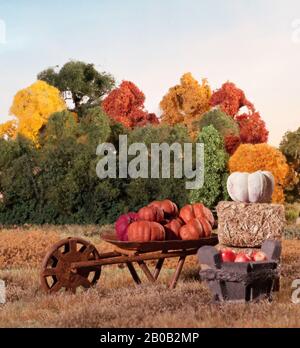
[227,171,275,203]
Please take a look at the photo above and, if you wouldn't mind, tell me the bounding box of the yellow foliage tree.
[228,143,290,203]
[10,80,66,143]
[0,120,17,139]
[160,73,211,136]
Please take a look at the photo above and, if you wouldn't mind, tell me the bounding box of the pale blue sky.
[1,0,300,145]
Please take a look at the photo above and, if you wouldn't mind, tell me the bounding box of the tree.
[160,73,211,135]
[193,109,243,155]
[38,61,115,115]
[280,128,300,201]
[102,81,159,128]
[228,143,290,203]
[224,134,241,155]
[189,125,229,208]
[0,120,17,139]
[210,82,269,148]
[10,81,66,144]
[210,81,255,117]
[126,124,190,209]
[0,135,42,224]
[194,109,239,137]
[236,112,269,144]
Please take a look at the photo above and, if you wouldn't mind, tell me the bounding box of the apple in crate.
[235,253,252,263]
[251,251,267,261]
[221,249,236,262]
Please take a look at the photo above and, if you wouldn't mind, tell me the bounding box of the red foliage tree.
[210,82,255,117]
[102,81,159,128]
[210,81,269,152]
[224,134,241,155]
[236,112,269,144]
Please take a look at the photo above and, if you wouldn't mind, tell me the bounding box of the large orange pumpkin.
[138,205,164,222]
[127,221,165,242]
[164,217,184,240]
[179,218,204,240]
[179,203,215,227]
[149,199,178,219]
[197,216,212,237]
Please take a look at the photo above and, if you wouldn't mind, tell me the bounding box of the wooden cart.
[40,233,218,293]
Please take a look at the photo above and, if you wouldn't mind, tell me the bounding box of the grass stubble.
[0,225,300,328]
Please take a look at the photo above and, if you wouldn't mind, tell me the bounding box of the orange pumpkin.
[127,221,165,242]
[197,216,212,237]
[203,207,215,227]
[164,217,184,240]
[149,199,178,219]
[179,203,215,227]
[138,205,164,222]
[179,218,204,240]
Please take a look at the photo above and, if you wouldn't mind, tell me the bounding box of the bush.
[0,117,194,225]
[189,125,229,208]
[280,128,300,202]
[285,203,300,224]
[194,109,239,138]
[125,124,190,210]
[283,225,300,240]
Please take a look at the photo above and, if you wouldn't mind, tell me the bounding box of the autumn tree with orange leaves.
[160,73,211,136]
[102,81,159,128]
[0,120,17,139]
[10,81,66,144]
[229,143,289,203]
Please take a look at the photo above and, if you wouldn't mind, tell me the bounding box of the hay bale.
[217,201,285,248]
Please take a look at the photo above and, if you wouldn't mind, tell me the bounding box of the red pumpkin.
[138,205,164,222]
[203,207,215,227]
[164,217,184,240]
[179,218,204,240]
[179,203,215,227]
[197,216,212,237]
[149,199,178,219]
[127,221,165,242]
[115,212,139,241]
[179,204,195,223]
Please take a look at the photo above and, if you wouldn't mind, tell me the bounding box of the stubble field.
[0,225,300,328]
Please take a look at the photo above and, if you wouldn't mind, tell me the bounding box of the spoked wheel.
[40,237,101,293]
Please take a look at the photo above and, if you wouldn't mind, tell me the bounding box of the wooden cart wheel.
[40,237,101,293]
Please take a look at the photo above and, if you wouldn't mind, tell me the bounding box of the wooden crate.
[198,240,281,302]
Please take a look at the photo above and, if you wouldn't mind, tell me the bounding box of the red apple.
[251,251,267,262]
[221,249,236,262]
[234,253,252,263]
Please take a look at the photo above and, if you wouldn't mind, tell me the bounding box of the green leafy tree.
[38,61,115,115]
[194,109,239,138]
[37,107,114,223]
[280,128,300,201]
[125,124,191,209]
[189,125,229,208]
[0,136,42,224]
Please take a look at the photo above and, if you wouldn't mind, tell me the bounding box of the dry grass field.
[0,225,300,328]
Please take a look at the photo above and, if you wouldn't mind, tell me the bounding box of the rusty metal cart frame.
[40,234,218,293]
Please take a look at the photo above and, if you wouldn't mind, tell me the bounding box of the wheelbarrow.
[40,232,219,293]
